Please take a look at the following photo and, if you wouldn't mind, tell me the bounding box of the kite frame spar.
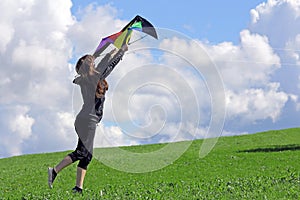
[93,15,158,57]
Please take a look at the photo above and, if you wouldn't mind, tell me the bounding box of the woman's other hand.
[121,44,128,52]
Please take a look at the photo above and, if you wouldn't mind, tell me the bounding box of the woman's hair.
[75,54,90,74]
[95,79,109,98]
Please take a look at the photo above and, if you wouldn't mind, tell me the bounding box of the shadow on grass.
[238,144,300,153]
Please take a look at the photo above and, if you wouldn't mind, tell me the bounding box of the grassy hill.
[0,128,299,199]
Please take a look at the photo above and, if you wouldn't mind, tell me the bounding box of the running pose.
[48,44,128,194]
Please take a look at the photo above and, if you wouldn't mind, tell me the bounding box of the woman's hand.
[109,48,117,54]
[121,44,128,52]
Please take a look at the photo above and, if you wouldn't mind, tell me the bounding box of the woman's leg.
[54,155,73,173]
[48,155,73,188]
[76,167,87,189]
[71,118,96,192]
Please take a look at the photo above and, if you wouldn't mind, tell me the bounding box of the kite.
[93,15,158,57]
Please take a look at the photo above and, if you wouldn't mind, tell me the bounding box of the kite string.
[128,35,148,45]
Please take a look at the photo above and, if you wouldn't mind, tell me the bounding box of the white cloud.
[0,0,75,157]
[285,34,300,66]
[100,60,205,143]
[0,0,74,106]
[221,130,248,137]
[94,124,139,148]
[0,23,14,53]
[251,0,300,23]
[200,29,290,123]
[247,0,300,122]
[206,29,281,90]
[290,93,300,111]
[57,112,76,142]
[0,105,34,157]
[226,83,289,122]
[94,121,205,149]
[9,110,34,139]
[155,29,288,125]
[250,0,300,66]
[0,0,25,53]
[67,4,125,55]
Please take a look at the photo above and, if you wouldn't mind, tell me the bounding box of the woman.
[48,44,128,194]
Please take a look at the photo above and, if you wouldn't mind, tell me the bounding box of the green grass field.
[0,128,299,199]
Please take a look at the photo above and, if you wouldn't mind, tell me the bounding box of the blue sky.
[71,0,266,44]
[0,0,299,158]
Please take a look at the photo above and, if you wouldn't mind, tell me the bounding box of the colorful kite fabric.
[93,15,158,57]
